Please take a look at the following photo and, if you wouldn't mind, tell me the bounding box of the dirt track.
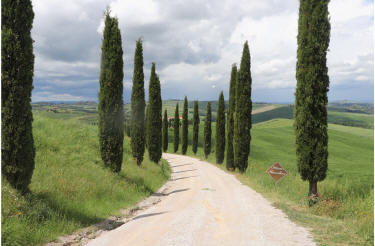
[86,153,315,246]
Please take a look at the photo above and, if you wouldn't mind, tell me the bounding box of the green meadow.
[167,118,374,245]
[2,111,170,246]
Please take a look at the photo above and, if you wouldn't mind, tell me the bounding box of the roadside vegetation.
[2,112,170,246]
[166,119,373,245]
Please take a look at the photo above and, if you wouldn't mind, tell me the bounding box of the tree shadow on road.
[169,175,198,181]
[171,169,197,174]
[152,188,190,197]
[132,211,168,221]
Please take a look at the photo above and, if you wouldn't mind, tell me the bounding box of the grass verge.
[2,111,170,246]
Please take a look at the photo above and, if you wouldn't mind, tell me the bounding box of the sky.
[31,0,374,103]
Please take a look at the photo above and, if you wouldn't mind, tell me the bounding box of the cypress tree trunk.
[2,0,35,192]
[204,102,212,158]
[145,103,149,148]
[192,100,200,154]
[148,63,162,163]
[226,64,237,170]
[162,109,168,152]
[216,92,225,164]
[182,96,188,155]
[295,0,330,197]
[98,11,124,173]
[234,41,252,173]
[173,103,180,152]
[131,39,146,165]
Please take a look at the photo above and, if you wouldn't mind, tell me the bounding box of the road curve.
[86,153,315,246]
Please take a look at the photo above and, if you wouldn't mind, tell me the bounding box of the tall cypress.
[182,96,188,155]
[295,0,330,197]
[131,39,145,165]
[192,100,200,154]
[226,64,237,170]
[98,11,124,173]
[234,41,252,173]
[204,102,212,158]
[2,0,35,192]
[148,63,162,163]
[162,109,168,152]
[173,103,180,152]
[216,92,225,164]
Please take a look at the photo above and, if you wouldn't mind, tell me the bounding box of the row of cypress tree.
[98,0,332,197]
[99,11,164,172]
[95,0,332,198]
[165,41,252,174]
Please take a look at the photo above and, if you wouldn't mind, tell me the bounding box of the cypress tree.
[182,96,188,155]
[204,102,212,158]
[234,41,252,173]
[2,0,35,192]
[148,63,162,163]
[295,0,330,198]
[226,64,237,170]
[216,92,225,164]
[192,100,200,154]
[98,11,124,173]
[173,103,180,152]
[162,109,168,152]
[131,39,146,165]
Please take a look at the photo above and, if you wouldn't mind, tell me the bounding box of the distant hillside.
[328,101,373,114]
[252,105,374,129]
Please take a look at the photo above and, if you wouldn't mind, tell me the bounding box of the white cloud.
[31,0,373,102]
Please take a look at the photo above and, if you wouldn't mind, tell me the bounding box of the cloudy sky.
[31,0,374,103]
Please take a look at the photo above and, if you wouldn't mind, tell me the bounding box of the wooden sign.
[266,162,288,182]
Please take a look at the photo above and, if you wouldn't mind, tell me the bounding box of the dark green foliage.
[226,64,237,170]
[162,110,168,152]
[234,41,252,173]
[216,92,226,164]
[192,101,200,154]
[145,103,149,148]
[295,0,330,196]
[98,12,124,173]
[147,63,162,163]
[173,103,180,152]
[131,39,146,165]
[182,96,188,155]
[1,0,35,192]
[204,102,212,158]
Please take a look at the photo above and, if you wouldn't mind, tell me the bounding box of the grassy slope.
[252,105,374,129]
[328,111,374,129]
[2,111,170,246]
[166,119,373,245]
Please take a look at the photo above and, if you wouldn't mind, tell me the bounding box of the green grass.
[2,111,170,246]
[166,119,373,245]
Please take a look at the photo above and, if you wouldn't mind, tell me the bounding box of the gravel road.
[86,153,315,246]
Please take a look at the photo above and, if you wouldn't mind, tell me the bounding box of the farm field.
[167,118,374,245]
[1,111,170,246]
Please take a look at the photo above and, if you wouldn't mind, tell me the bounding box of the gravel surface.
[86,153,315,246]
